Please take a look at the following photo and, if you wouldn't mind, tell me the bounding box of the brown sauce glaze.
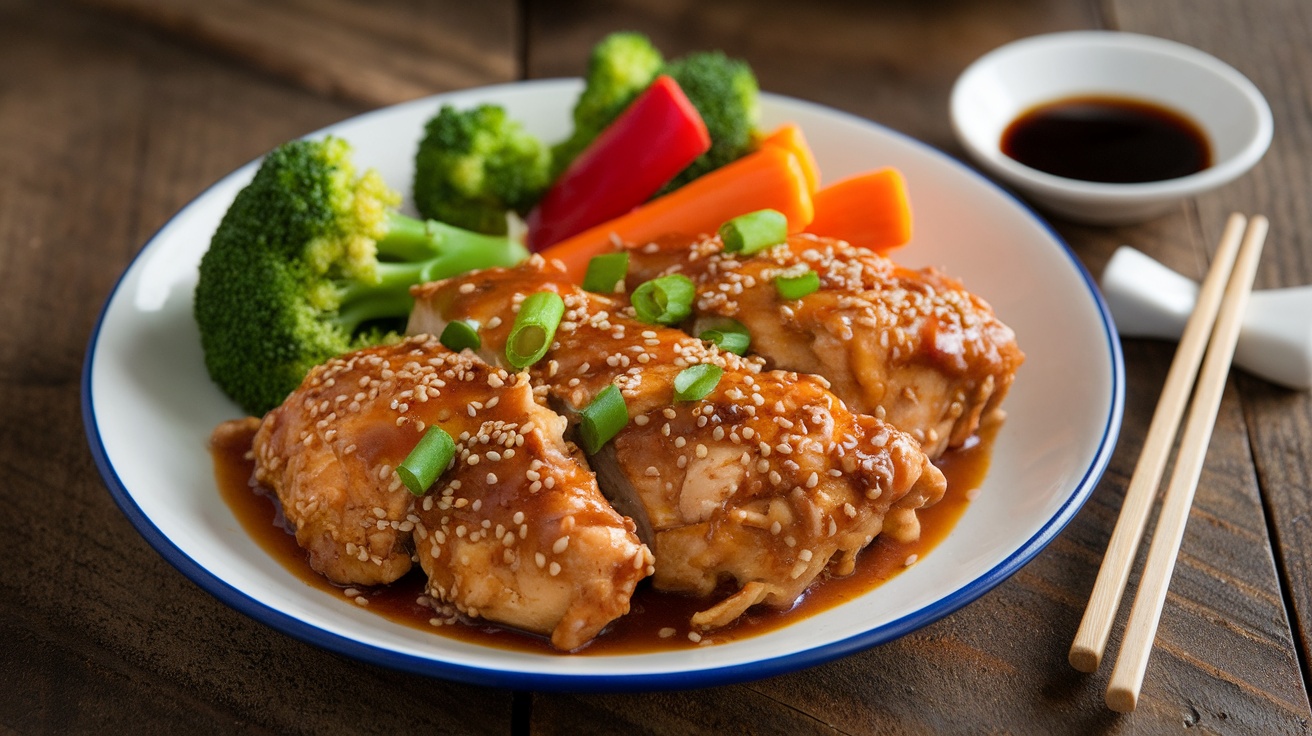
[212,418,997,655]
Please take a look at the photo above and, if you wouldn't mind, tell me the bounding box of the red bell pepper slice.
[526,75,711,252]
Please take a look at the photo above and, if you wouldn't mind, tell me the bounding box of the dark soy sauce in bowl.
[1001,96,1211,183]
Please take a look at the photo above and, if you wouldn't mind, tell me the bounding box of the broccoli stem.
[377,212,520,263]
[335,261,430,334]
[334,212,530,335]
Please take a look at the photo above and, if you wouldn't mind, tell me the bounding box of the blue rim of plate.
[81,80,1124,693]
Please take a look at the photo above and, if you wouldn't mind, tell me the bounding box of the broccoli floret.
[659,50,761,192]
[194,136,528,416]
[550,31,664,177]
[412,104,551,235]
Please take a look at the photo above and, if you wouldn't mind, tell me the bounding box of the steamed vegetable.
[804,168,912,253]
[413,104,552,234]
[553,33,762,192]
[526,75,710,252]
[659,50,761,192]
[758,123,820,193]
[194,136,528,415]
[550,32,665,177]
[540,145,815,282]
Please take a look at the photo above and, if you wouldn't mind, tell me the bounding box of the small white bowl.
[950,31,1272,225]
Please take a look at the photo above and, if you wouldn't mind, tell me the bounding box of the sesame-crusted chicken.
[409,258,947,630]
[250,336,652,650]
[622,233,1025,458]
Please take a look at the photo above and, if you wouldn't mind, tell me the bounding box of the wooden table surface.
[3,0,1310,732]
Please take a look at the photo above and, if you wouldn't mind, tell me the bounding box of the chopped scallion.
[578,384,628,454]
[719,209,788,255]
[674,364,723,402]
[582,252,630,294]
[506,291,564,368]
[698,318,751,356]
[631,274,695,325]
[396,425,456,496]
[775,269,821,300]
[439,320,480,352]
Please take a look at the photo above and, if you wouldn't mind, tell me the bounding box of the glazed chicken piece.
[409,257,947,629]
[249,336,652,650]
[623,234,1025,457]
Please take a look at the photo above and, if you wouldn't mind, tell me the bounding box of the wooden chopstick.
[1069,213,1251,674]
[1103,215,1268,712]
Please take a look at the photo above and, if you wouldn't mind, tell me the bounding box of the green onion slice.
[674,364,723,402]
[506,291,565,368]
[719,209,789,255]
[582,252,630,294]
[439,320,480,352]
[775,269,821,300]
[396,425,456,496]
[631,274,695,325]
[578,384,628,454]
[698,319,751,356]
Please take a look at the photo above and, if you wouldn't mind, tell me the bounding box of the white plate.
[83,79,1123,691]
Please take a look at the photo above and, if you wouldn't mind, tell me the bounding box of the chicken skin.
[250,336,652,650]
[409,257,947,629]
[624,234,1024,457]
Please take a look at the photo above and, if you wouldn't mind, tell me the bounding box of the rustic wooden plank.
[75,0,518,107]
[0,1,516,731]
[524,0,1312,732]
[1109,0,1312,693]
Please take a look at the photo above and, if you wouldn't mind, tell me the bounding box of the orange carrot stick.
[758,123,820,194]
[803,167,912,253]
[540,146,814,283]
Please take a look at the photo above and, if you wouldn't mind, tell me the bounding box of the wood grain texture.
[1106,0,1312,695]
[74,0,518,107]
[0,1,516,732]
